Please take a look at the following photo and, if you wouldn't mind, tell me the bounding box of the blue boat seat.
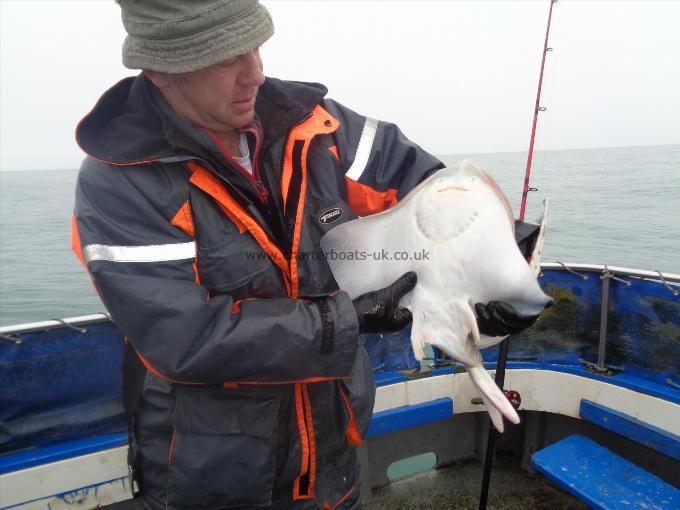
[0,394,453,476]
[532,435,680,509]
[367,397,454,438]
[0,398,455,475]
[579,399,680,462]
[0,432,127,475]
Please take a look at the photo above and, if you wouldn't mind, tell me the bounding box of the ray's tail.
[467,364,519,433]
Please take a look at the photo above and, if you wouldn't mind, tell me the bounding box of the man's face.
[155,48,265,132]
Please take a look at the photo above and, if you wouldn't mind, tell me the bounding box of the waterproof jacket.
[72,73,443,509]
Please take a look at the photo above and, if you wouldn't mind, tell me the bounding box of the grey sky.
[1,0,679,172]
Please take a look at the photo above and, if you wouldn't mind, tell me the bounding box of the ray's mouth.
[438,184,468,192]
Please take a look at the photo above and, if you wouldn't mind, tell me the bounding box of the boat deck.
[103,453,583,510]
[365,453,584,510]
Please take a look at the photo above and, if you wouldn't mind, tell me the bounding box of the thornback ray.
[321,160,551,432]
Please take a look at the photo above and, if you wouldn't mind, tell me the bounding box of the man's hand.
[474,301,541,337]
[352,272,417,334]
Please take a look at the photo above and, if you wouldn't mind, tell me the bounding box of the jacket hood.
[75,74,328,165]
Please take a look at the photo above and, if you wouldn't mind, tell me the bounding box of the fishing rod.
[478,1,557,508]
[519,0,557,222]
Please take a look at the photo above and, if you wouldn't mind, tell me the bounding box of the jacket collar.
[255,77,327,149]
[75,73,328,166]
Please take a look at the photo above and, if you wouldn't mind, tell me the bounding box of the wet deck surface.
[365,453,586,510]
[105,454,584,510]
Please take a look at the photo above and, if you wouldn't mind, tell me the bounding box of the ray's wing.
[320,212,394,298]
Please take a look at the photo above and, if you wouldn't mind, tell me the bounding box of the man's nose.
[239,50,265,87]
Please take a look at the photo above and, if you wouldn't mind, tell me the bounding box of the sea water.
[1,144,678,326]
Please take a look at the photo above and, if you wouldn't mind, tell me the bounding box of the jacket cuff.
[323,291,360,375]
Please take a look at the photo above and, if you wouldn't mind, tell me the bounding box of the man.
[72,1,537,508]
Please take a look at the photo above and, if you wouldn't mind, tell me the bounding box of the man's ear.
[143,70,170,88]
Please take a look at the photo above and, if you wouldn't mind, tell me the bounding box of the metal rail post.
[597,272,611,372]
[582,266,629,373]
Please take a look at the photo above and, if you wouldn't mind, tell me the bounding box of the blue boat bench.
[367,371,455,438]
[0,397,454,476]
[0,432,127,475]
[367,397,454,438]
[531,399,680,510]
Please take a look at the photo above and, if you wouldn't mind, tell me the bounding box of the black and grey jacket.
[72,73,443,509]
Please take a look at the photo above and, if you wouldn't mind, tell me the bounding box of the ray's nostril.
[543,297,554,309]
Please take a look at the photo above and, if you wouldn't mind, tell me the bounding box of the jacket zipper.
[280,112,313,202]
[242,121,269,204]
[282,111,317,501]
[294,382,316,499]
[279,132,289,204]
[280,112,313,257]
[203,127,268,204]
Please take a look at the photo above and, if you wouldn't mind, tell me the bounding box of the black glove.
[474,301,541,337]
[352,272,417,334]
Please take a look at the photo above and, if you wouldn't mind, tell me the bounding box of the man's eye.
[220,58,237,68]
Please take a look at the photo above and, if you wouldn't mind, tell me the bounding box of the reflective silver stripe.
[83,242,196,263]
[345,117,379,181]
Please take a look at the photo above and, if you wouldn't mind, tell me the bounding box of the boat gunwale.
[540,263,680,283]
[1,262,678,335]
[0,313,111,335]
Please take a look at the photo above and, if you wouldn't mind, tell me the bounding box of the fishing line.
[536,10,562,215]
[535,42,558,216]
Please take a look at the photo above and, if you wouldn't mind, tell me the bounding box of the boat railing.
[0,313,113,339]
[538,263,679,376]
[1,262,678,341]
[541,262,680,285]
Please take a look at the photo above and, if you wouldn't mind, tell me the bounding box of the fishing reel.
[504,389,522,411]
[471,389,522,411]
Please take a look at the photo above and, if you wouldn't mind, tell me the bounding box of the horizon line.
[1,142,678,173]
